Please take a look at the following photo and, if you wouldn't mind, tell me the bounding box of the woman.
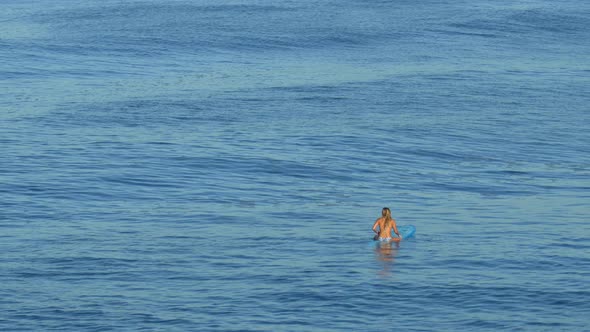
[372,207,401,241]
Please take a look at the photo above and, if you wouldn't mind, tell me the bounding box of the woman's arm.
[392,219,401,238]
[372,219,381,234]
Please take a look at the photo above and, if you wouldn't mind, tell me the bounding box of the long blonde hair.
[382,207,393,228]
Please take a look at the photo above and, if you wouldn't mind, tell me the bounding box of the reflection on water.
[374,240,400,277]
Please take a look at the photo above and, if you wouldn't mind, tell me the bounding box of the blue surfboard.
[397,225,416,239]
[372,225,416,242]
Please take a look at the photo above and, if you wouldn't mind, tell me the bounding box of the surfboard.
[372,225,416,242]
[397,225,416,239]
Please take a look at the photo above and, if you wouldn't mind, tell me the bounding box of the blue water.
[1,0,589,330]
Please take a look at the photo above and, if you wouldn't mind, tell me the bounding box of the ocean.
[1,0,589,330]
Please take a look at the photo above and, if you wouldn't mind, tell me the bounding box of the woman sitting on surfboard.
[372,207,401,241]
